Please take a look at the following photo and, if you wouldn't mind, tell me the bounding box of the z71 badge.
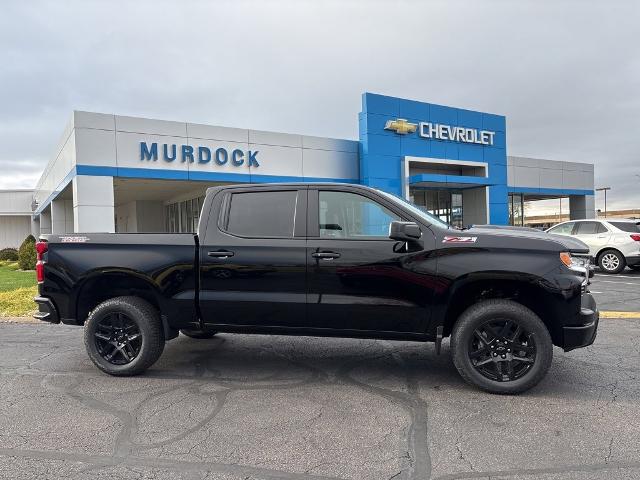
[442,236,478,243]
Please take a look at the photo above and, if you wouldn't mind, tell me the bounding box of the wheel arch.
[440,276,561,345]
[74,270,164,327]
[595,246,624,263]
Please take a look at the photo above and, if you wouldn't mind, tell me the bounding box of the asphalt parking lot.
[1,271,639,480]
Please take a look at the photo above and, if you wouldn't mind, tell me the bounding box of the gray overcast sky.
[1,0,639,212]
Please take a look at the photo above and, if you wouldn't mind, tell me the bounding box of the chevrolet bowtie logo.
[384,118,418,135]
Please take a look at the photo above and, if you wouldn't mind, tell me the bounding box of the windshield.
[377,190,452,229]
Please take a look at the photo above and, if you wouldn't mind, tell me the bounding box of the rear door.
[305,187,436,333]
[199,186,308,328]
[572,221,611,256]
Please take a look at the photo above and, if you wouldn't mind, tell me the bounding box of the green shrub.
[0,248,18,261]
[18,235,37,270]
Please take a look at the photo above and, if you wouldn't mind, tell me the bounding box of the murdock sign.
[140,142,259,167]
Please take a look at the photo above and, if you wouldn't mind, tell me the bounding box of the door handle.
[311,251,341,260]
[597,235,607,239]
[208,250,235,259]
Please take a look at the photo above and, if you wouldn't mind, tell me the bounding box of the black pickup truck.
[34,183,598,393]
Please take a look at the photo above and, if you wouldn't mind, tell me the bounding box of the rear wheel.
[180,329,217,339]
[598,249,625,274]
[84,296,164,376]
[451,300,553,394]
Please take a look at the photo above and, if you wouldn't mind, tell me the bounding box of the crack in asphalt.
[0,447,344,480]
[1,321,640,479]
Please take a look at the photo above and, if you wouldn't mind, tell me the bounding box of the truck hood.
[461,226,590,254]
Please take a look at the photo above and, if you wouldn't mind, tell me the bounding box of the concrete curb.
[0,316,39,324]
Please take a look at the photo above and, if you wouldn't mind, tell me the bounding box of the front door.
[199,187,308,328]
[306,188,436,333]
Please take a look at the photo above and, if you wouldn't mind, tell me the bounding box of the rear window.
[226,191,297,237]
[575,222,607,234]
[609,221,640,233]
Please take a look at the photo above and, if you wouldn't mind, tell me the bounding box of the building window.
[165,196,205,233]
[509,193,524,226]
[410,189,464,228]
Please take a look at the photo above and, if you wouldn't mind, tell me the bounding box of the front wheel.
[598,249,625,274]
[84,296,165,376]
[451,300,553,394]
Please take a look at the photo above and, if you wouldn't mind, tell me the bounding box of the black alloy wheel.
[468,319,536,382]
[84,296,165,376]
[451,299,553,394]
[94,312,142,365]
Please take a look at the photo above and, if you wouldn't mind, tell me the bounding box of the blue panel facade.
[359,92,509,224]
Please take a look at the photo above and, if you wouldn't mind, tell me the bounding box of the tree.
[18,235,37,270]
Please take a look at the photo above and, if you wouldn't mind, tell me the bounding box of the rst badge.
[443,236,478,243]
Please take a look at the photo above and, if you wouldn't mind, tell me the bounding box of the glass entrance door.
[410,189,464,228]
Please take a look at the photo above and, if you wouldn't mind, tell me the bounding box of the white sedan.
[546,219,640,274]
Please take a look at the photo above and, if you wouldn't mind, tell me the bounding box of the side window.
[596,223,608,234]
[225,190,297,238]
[575,221,601,235]
[548,222,575,235]
[319,191,400,239]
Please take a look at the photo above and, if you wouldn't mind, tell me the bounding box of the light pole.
[596,187,611,218]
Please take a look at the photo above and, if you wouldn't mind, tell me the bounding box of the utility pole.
[596,187,611,218]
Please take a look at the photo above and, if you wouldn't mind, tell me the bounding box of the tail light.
[631,234,640,242]
[35,241,48,284]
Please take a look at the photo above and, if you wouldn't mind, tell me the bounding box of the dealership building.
[0,93,595,247]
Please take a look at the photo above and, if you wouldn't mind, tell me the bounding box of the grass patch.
[0,286,38,317]
[0,262,36,292]
[0,263,37,316]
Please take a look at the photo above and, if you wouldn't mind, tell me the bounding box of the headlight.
[560,252,590,269]
[560,252,592,287]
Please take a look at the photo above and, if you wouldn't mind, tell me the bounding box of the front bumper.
[33,296,60,324]
[562,292,598,351]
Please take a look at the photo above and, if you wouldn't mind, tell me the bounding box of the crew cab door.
[306,187,435,333]
[198,186,308,328]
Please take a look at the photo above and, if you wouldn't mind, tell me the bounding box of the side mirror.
[389,221,422,242]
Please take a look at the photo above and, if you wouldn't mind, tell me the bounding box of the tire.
[84,296,165,376]
[628,265,640,272]
[451,300,553,394]
[180,329,217,339]
[598,249,625,274]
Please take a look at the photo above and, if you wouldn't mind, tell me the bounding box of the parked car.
[34,183,598,394]
[546,219,640,274]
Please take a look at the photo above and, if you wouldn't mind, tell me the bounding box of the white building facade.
[0,94,596,247]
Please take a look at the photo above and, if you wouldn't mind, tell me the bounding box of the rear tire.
[451,300,553,394]
[180,329,217,339]
[84,296,164,376]
[598,249,625,274]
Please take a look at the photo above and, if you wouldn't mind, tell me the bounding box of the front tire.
[598,249,625,274]
[84,296,165,376]
[451,300,553,394]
